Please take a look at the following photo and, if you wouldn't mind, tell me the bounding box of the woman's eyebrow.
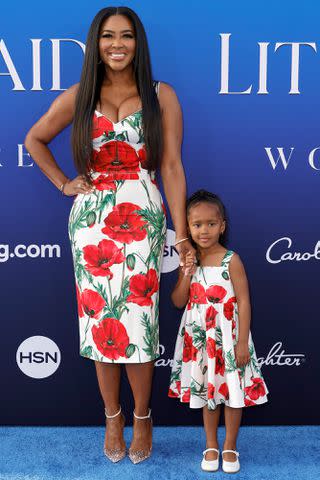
[101,29,134,33]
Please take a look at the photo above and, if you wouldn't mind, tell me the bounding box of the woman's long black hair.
[72,6,162,181]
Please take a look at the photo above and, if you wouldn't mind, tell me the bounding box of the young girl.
[168,190,268,473]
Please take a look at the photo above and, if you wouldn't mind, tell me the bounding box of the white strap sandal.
[128,408,153,464]
[222,449,240,473]
[201,448,220,472]
[103,406,126,463]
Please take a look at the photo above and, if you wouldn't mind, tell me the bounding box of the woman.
[25,6,193,465]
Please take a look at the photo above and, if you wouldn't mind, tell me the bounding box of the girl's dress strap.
[221,250,234,267]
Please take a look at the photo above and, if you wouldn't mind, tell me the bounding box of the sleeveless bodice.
[91,109,148,179]
[90,81,160,178]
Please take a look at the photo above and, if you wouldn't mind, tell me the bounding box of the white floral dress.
[169,250,269,409]
[68,82,166,364]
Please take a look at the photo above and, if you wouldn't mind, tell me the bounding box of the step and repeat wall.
[1,0,319,425]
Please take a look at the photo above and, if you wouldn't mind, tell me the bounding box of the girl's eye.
[102,34,113,38]
[209,223,216,227]
[123,33,134,38]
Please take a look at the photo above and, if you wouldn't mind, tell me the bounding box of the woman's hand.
[235,340,250,368]
[63,175,94,196]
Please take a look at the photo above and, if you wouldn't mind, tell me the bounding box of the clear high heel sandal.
[128,408,152,464]
[103,406,126,463]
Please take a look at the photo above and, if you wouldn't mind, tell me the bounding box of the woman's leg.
[94,361,125,452]
[223,406,242,461]
[125,361,154,453]
[203,405,221,460]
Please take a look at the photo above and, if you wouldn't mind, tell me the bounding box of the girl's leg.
[203,405,221,460]
[94,361,125,452]
[125,361,154,453]
[223,406,242,461]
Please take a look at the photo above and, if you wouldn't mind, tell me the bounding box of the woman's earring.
[98,59,102,65]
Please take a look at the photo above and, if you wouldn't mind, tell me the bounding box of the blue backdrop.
[1,0,319,425]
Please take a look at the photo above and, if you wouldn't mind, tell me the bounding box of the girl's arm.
[158,83,195,261]
[229,254,251,367]
[24,83,92,196]
[171,268,192,309]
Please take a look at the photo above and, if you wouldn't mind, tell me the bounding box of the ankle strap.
[203,448,219,456]
[133,408,151,420]
[222,450,239,457]
[105,406,121,419]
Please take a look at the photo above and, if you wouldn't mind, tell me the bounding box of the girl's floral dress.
[68,82,166,364]
[169,250,269,409]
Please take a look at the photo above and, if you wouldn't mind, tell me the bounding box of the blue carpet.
[1,426,319,480]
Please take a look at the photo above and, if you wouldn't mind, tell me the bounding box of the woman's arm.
[158,83,194,260]
[24,83,92,196]
[229,254,251,367]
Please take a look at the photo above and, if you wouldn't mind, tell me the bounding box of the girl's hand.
[175,239,196,268]
[63,175,94,196]
[182,251,197,276]
[235,341,250,368]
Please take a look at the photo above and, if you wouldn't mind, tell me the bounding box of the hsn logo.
[161,229,180,274]
[16,336,61,379]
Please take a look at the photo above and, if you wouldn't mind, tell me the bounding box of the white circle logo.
[16,336,61,379]
[161,229,180,273]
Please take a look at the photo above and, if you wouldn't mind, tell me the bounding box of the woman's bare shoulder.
[157,81,180,111]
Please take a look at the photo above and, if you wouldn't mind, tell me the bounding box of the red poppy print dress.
[68,82,166,363]
[169,251,269,409]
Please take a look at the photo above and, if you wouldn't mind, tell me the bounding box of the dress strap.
[221,250,234,267]
[153,80,160,97]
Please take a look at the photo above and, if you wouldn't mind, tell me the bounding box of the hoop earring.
[98,59,102,65]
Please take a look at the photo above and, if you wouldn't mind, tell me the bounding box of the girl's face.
[188,202,225,249]
[99,15,136,72]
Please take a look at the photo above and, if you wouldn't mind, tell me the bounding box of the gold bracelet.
[174,237,189,246]
[60,179,70,195]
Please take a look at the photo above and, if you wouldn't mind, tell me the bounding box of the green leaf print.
[69,198,94,244]
[96,275,130,321]
[208,398,217,410]
[80,346,92,358]
[126,344,136,358]
[97,192,115,212]
[249,344,262,375]
[115,132,127,142]
[170,360,182,383]
[215,326,223,348]
[190,377,207,401]
[222,270,230,280]
[106,131,116,140]
[136,201,165,270]
[74,249,93,288]
[141,312,159,358]
[86,211,96,228]
[192,325,207,350]
[225,349,238,373]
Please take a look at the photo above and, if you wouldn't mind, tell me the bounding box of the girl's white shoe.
[201,448,220,472]
[222,450,240,473]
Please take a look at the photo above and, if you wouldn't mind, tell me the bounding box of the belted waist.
[89,169,156,181]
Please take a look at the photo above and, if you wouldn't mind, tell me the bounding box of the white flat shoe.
[222,450,240,473]
[201,448,219,472]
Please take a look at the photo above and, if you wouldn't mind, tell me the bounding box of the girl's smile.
[188,202,225,250]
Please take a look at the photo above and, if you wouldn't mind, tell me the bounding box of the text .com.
[0,244,61,262]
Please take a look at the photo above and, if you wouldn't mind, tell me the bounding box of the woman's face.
[98,15,136,72]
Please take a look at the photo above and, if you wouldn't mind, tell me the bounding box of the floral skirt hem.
[80,350,160,364]
[168,389,269,410]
